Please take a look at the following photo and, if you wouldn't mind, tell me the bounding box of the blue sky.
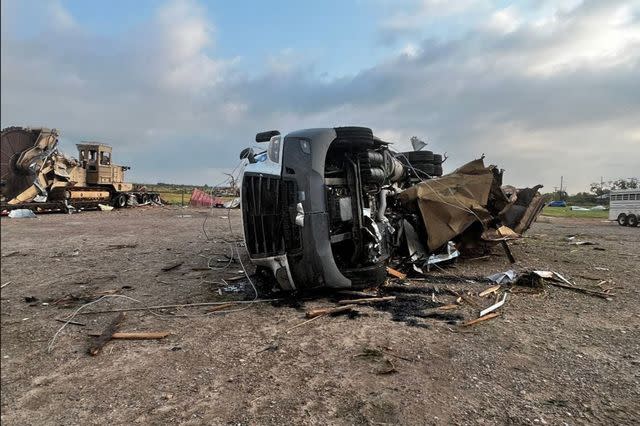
[2,0,639,191]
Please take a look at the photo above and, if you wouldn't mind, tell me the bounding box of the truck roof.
[76,143,112,152]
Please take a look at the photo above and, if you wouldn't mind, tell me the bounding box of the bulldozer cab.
[77,143,130,190]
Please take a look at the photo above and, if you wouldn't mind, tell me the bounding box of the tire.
[617,213,628,226]
[400,151,434,163]
[113,193,127,208]
[432,154,443,164]
[334,127,373,139]
[140,194,149,204]
[342,263,387,289]
[433,165,443,176]
[627,214,638,227]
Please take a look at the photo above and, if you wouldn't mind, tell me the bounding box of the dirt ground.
[1,207,639,425]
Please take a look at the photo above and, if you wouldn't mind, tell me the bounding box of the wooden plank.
[305,304,357,319]
[88,331,170,340]
[386,267,407,280]
[460,312,500,327]
[479,285,501,297]
[337,296,395,305]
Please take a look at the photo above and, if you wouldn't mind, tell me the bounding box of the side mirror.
[240,147,256,164]
[256,130,280,143]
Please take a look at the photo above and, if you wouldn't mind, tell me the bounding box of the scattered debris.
[88,313,125,356]
[87,332,170,340]
[386,267,407,280]
[547,280,613,300]
[436,304,460,311]
[77,299,281,315]
[479,285,501,297]
[285,316,325,333]
[108,243,138,249]
[54,318,86,326]
[225,275,246,282]
[98,204,114,211]
[354,348,398,375]
[337,296,396,305]
[486,270,516,285]
[523,270,614,299]
[461,312,501,327]
[1,251,26,258]
[206,303,238,313]
[161,262,183,272]
[8,209,37,218]
[1,281,13,289]
[479,293,508,317]
[306,304,358,319]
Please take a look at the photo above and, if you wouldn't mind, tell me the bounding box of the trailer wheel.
[627,214,638,227]
[617,213,628,226]
[114,193,127,209]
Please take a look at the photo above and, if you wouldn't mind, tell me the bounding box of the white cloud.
[49,1,76,31]
[400,43,420,57]
[152,0,227,91]
[486,6,521,34]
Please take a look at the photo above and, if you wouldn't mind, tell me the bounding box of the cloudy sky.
[1,0,638,193]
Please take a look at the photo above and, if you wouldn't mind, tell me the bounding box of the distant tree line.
[541,177,639,206]
[589,178,638,197]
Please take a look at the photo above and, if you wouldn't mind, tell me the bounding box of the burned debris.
[239,126,545,292]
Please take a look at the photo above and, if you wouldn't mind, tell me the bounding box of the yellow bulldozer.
[1,127,159,212]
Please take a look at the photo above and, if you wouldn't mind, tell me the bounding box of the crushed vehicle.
[1,127,159,212]
[239,127,544,291]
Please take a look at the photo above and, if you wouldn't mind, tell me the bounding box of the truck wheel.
[342,263,387,289]
[433,154,443,165]
[114,193,127,208]
[627,214,638,227]
[140,194,149,204]
[400,151,434,163]
[617,213,628,226]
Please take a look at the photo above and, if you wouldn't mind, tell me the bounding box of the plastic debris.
[98,204,114,211]
[8,209,37,218]
[486,270,516,284]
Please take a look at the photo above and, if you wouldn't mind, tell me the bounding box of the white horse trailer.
[609,189,640,227]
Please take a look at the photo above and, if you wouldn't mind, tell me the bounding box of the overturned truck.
[239,127,544,291]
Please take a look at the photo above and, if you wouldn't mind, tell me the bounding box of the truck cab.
[77,143,132,192]
[240,127,411,291]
